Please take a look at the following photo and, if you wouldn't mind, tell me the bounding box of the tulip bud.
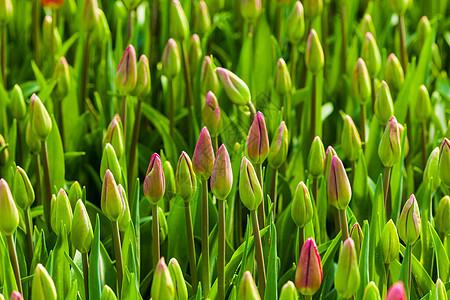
[91,8,110,44]
[286,1,305,45]
[432,43,442,70]
[26,121,41,154]
[378,116,401,167]
[31,264,57,300]
[53,57,70,100]
[162,38,181,80]
[201,56,220,95]
[374,81,394,125]
[274,58,292,96]
[111,1,127,31]
[0,134,7,166]
[423,147,440,191]
[9,291,23,300]
[341,115,362,162]
[433,278,447,300]
[385,282,407,300]
[415,85,431,123]
[202,91,221,137]
[193,127,215,180]
[189,34,202,73]
[170,0,189,41]
[118,184,131,231]
[389,0,410,15]
[0,179,19,236]
[327,156,352,210]
[363,282,381,300]
[104,115,124,160]
[279,281,298,300]
[133,55,151,97]
[101,170,125,222]
[397,123,409,158]
[144,153,166,204]
[385,54,404,91]
[324,146,337,181]
[350,223,363,260]
[361,14,376,38]
[435,196,450,236]
[40,0,65,9]
[381,219,400,264]
[308,136,326,177]
[83,0,99,33]
[30,94,52,141]
[398,194,421,245]
[43,16,62,54]
[303,0,322,19]
[247,112,270,165]
[168,258,188,300]
[238,271,261,300]
[216,67,251,106]
[291,182,313,227]
[440,138,450,187]
[101,285,117,300]
[305,29,324,75]
[268,121,289,169]
[10,85,26,120]
[194,1,211,36]
[361,33,381,77]
[176,152,197,202]
[68,181,83,210]
[100,143,121,182]
[152,257,175,300]
[417,16,431,51]
[239,157,263,211]
[0,0,13,25]
[123,0,141,10]
[115,45,137,96]
[295,238,322,295]
[351,58,372,105]
[241,0,262,24]
[211,145,233,200]
[72,199,94,253]
[51,189,73,235]
[335,238,360,299]
[14,166,35,210]
[163,161,176,202]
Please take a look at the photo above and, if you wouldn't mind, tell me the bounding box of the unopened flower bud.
[274,58,292,96]
[279,281,297,300]
[327,156,352,210]
[122,0,141,10]
[341,115,362,162]
[351,58,372,104]
[211,145,233,200]
[238,271,261,300]
[118,184,130,231]
[303,0,322,19]
[286,1,305,44]
[43,16,62,55]
[51,189,73,235]
[83,0,99,33]
[432,43,442,70]
[202,91,221,137]
[435,196,450,236]
[170,0,189,41]
[361,33,381,77]
[291,181,313,228]
[398,194,421,245]
[440,138,450,187]
[378,116,401,167]
[168,258,188,300]
[100,143,121,182]
[363,282,381,300]
[295,238,322,295]
[101,285,117,300]
[101,169,125,222]
[389,0,410,15]
[194,1,211,36]
[334,238,360,299]
[0,0,13,25]
[163,160,176,201]
[324,146,337,181]
[385,54,404,91]
[30,94,52,141]
[0,179,19,236]
[268,121,289,169]
[26,121,41,154]
[133,55,151,97]
[374,81,394,125]
[72,199,94,253]
[247,112,270,165]
[14,166,35,210]
[201,56,220,95]
[385,282,406,300]
[0,134,7,166]
[40,0,65,9]
[176,152,197,202]
[415,85,431,123]
[92,9,110,44]
[381,219,400,264]
[239,157,263,211]
[162,38,181,80]
[189,34,202,73]
[241,0,262,24]
[9,291,23,300]
[144,153,166,204]
[423,147,440,191]
[104,115,124,160]
[308,136,325,177]
[115,45,137,95]
[193,127,215,180]
[361,14,376,38]
[350,223,363,260]
[433,278,447,300]
[53,57,70,100]
[152,257,175,300]
[216,67,251,106]
[10,85,26,120]
[305,29,324,75]
[397,123,409,158]
[68,181,82,211]
[31,264,57,300]
[416,16,431,52]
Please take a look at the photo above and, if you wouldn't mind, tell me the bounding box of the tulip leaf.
[30,229,48,274]
[369,174,384,282]
[89,215,102,300]
[52,224,71,299]
[64,251,85,300]
[167,195,189,268]
[356,221,370,299]
[390,125,407,224]
[428,221,450,282]
[1,235,18,298]
[47,115,65,189]
[264,222,278,300]
[420,183,433,274]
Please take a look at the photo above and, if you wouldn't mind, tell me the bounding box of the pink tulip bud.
[193,127,215,180]
[104,114,124,159]
[398,194,421,245]
[202,91,221,137]
[144,153,166,204]
[324,146,337,181]
[327,155,352,210]
[9,291,23,300]
[211,145,233,200]
[439,138,450,187]
[378,116,401,167]
[115,44,137,96]
[385,282,407,300]
[295,237,323,295]
[216,67,251,106]
[247,112,270,165]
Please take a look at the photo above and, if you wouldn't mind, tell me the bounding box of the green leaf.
[1,235,18,298]
[356,221,370,299]
[264,222,278,300]
[30,229,48,274]
[89,215,102,300]
[64,252,85,300]
[47,115,65,189]
[52,224,71,299]
[428,222,450,282]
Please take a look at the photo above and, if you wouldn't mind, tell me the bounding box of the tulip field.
[0,0,449,299]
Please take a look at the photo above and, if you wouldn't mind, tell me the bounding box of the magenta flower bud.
[170,0,189,41]
[327,155,352,210]
[176,151,197,202]
[115,44,137,96]
[268,121,289,170]
[378,116,401,168]
[295,237,323,296]
[439,138,450,187]
[202,91,221,137]
[9,291,23,300]
[144,153,166,205]
[0,179,19,236]
[162,38,181,80]
[324,146,337,181]
[104,115,124,159]
[101,170,125,222]
[398,194,421,245]
[335,238,360,298]
[274,58,292,96]
[350,58,372,105]
[239,157,263,211]
[193,127,215,180]
[30,93,52,141]
[133,54,151,97]
[211,145,233,200]
[216,67,251,106]
[201,56,220,95]
[247,112,270,165]
[385,282,407,300]
[341,115,362,162]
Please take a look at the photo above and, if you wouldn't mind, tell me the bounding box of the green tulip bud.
[115,45,137,96]
[163,160,176,201]
[432,43,442,70]
[398,194,421,245]
[398,123,409,158]
[361,14,376,38]
[111,1,127,32]
[53,57,70,100]
[194,1,211,36]
[123,0,141,10]
[435,196,450,236]
[30,93,52,141]
[176,151,197,202]
[268,121,289,169]
[51,189,73,235]
[104,115,124,160]
[274,58,292,96]
[72,199,94,253]
[295,238,322,295]
[26,121,41,154]
[118,184,131,231]
[423,147,440,191]
[361,33,381,77]
[385,54,404,91]
[133,55,151,97]
[286,1,305,45]
[291,181,313,227]
[162,38,181,80]
[305,29,324,75]
[303,0,322,19]
[216,67,251,106]
[92,9,111,44]
[378,116,401,167]
[101,285,117,300]
[308,136,326,177]
[279,281,298,300]
[440,138,450,187]
[389,0,410,15]
[0,179,19,236]
[385,282,406,300]
[43,16,61,55]
[144,153,166,204]
[247,112,270,165]
[241,0,262,24]
[100,143,121,182]
[14,166,35,210]
[327,155,352,210]
[433,278,447,300]
[101,169,125,222]
[363,282,381,300]
[415,85,431,123]
[31,264,57,300]
[341,115,362,162]
[10,85,26,120]
[0,134,7,166]
[201,56,220,95]
[238,271,261,300]
[152,257,175,300]
[374,81,394,125]
[350,223,364,260]
[239,157,263,211]
[193,127,215,180]
[158,206,168,243]
[0,293,4,300]
[211,145,233,200]
[202,91,221,137]
[170,0,189,41]
[0,0,13,25]
[351,58,372,105]
[83,0,100,33]
[189,34,202,74]
[416,16,431,52]
[168,258,188,300]
[68,181,82,210]
[324,146,337,182]
[335,238,360,299]
[381,219,400,264]
[9,291,23,300]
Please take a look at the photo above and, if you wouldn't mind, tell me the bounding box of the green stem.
[50,9,56,73]
[251,209,266,297]
[24,208,34,267]
[33,0,41,67]
[248,101,256,121]
[313,176,318,206]
[408,243,412,298]
[128,98,143,196]
[1,25,6,87]
[126,10,133,43]
[112,221,123,299]
[305,296,312,300]
[7,235,23,294]
[181,42,194,146]
[310,74,317,145]
[276,4,283,46]
[399,15,408,74]
[371,78,376,114]
[121,95,127,148]
[255,163,265,229]
[57,98,65,149]
[269,168,278,216]
[201,179,210,297]
[184,202,198,294]
[383,166,392,209]
[80,34,91,113]
[218,199,225,300]
[299,226,305,254]
[341,3,347,75]
[169,80,174,137]
[339,209,349,241]
[213,136,218,155]
[360,104,366,150]
[35,154,43,206]
[16,122,23,166]
[290,43,298,87]
[41,141,52,231]
[152,204,160,269]
[351,160,356,188]
[82,252,90,300]
[421,122,427,171]
[385,263,390,286]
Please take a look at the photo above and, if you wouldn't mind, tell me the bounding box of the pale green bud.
[72,199,94,253]
[14,166,35,210]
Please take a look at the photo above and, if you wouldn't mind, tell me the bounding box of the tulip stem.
[371,78,376,113]
[383,166,392,209]
[421,122,427,170]
[152,204,160,269]
[32,0,41,67]
[408,242,412,298]
[310,74,317,146]
[35,153,43,206]
[201,179,210,297]
[82,252,90,300]
[112,220,123,299]
[251,209,266,297]
[50,9,56,73]
[180,43,194,146]
[299,226,305,255]
[351,160,356,187]
[276,4,283,46]
[254,163,266,229]
[7,235,23,294]
[248,101,256,121]
[1,25,6,87]
[24,208,34,266]
[385,263,390,286]
[305,296,312,300]
[270,168,278,216]
[80,34,91,113]
[41,141,52,231]
[214,136,219,155]
[128,98,143,195]
[399,14,408,74]
[360,104,366,150]
[121,95,127,147]
[169,79,175,137]
[339,209,349,241]
[341,2,347,75]
[126,10,133,43]
[290,43,298,86]
[313,176,318,206]
[184,201,198,294]
[218,199,226,300]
